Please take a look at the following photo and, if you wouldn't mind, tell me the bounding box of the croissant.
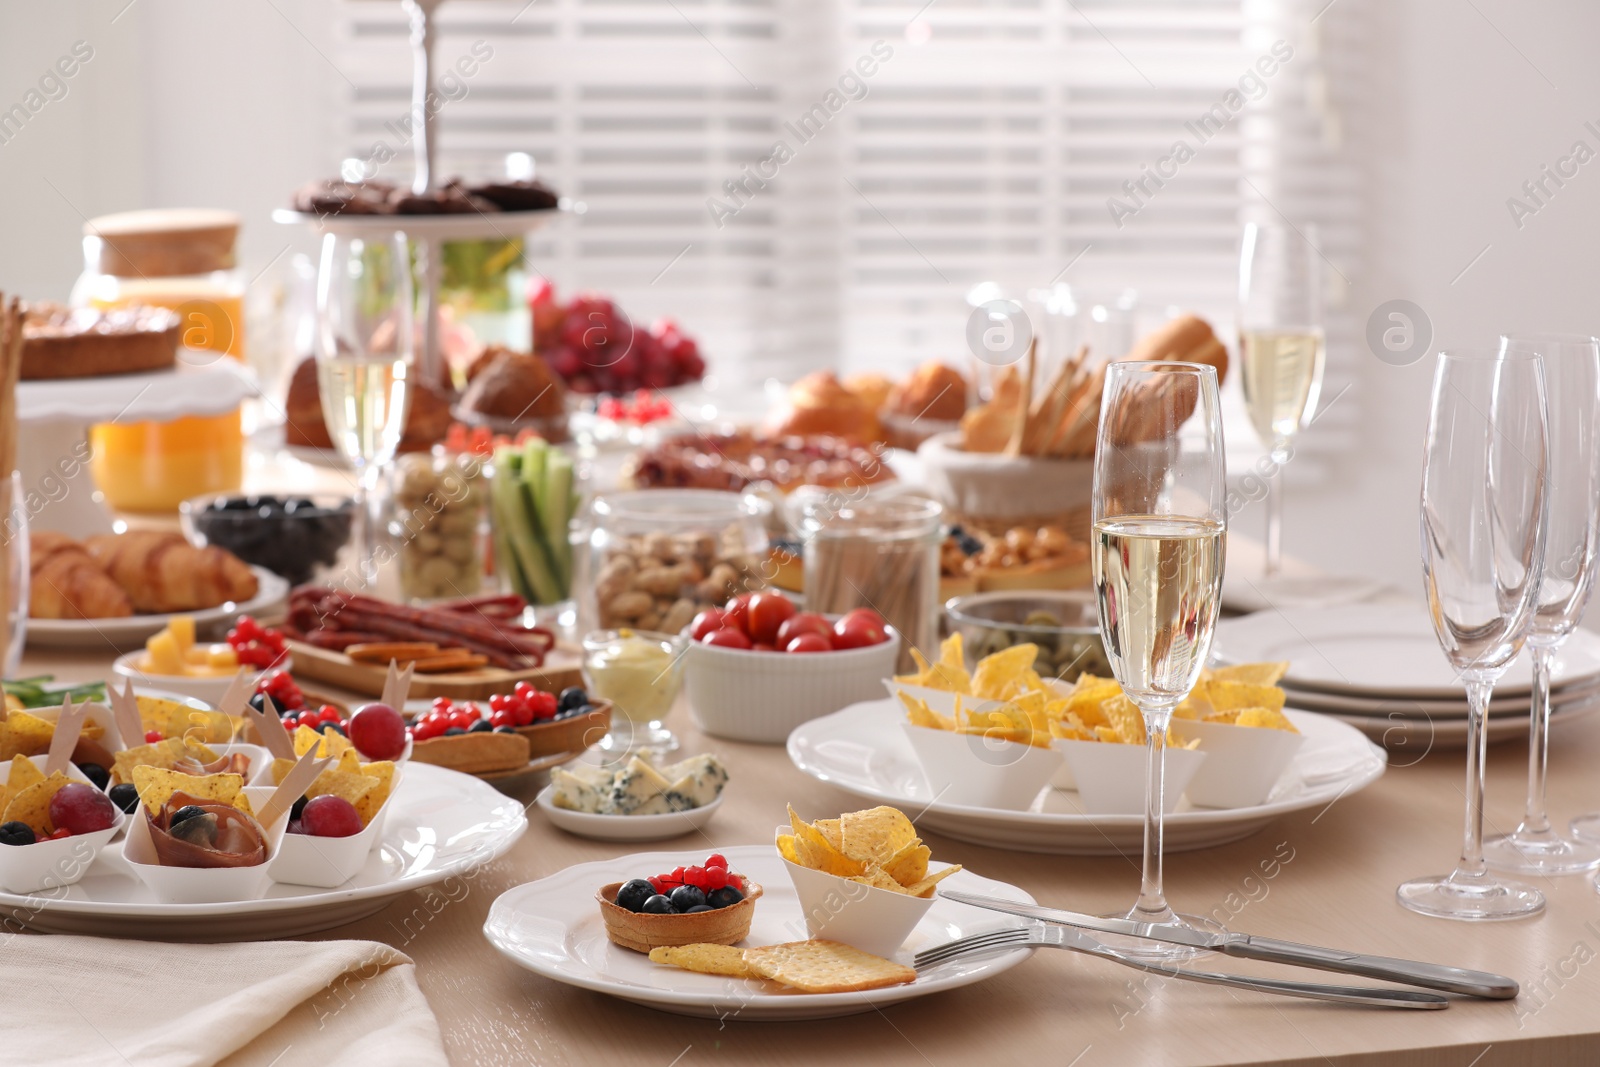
[85,531,258,613]
[28,531,133,619]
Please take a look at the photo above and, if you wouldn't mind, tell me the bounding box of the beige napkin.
[0,934,449,1067]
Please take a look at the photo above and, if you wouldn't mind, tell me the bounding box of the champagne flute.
[1484,335,1600,875]
[315,231,415,587]
[1400,348,1548,920]
[1092,360,1226,961]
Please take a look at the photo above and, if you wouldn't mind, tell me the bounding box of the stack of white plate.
[1211,605,1600,749]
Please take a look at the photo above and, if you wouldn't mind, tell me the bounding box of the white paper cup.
[123,785,286,904]
[883,680,1006,718]
[775,827,935,957]
[270,765,405,887]
[901,723,1062,811]
[1170,719,1306,809]
[0,756,125,894]
[1054,741,1208,815]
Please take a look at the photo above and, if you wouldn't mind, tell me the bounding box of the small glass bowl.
[581,628,690,755]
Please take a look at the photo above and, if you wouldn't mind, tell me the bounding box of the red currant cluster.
[596,389,674,426]
[410,682,559,741]
[285,704,346,734]
[226,616,288,670]
[255,669,305,713]
[648,853,741,897]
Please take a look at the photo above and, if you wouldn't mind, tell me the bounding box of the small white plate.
[25,567,290,652]
[535,787,723,842]
[111,651,280,708]
[483,845,1034,1021]
[787,700,1386,855]
[1212,605,1600,699]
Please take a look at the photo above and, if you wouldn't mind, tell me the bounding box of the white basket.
[916,432,1093,535]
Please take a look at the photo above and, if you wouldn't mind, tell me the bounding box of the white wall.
[5,0,1600,597]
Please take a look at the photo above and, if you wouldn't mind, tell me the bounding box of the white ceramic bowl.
[112,651,285,709]
[122,785,286,904]
[1170,718,1306,809]
[775,825,937,958]
[535,787,723,842]
[271,765,405,888]
[901,723,1062,811]
[0,756,126,895]
[1053,740,1208,815]
[686,626,900,743]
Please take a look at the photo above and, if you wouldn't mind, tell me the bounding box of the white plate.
[483,846,1034,1021]
[1211,605,1600,699]
[787,700,1386,855]
[1272,678,1600,718]
[272,205,569,239]
[25,567,290,652]
[1325,699,1600,750]
[535,787,724,842]
[0,763,525,939]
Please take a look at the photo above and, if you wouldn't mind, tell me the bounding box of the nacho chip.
[898,691,954,732]
[1205,661,1289,687]
[839,806,917,866]
[1204,681,1286,714]
[786,805,864,877]
[903,864,963,898]
[1099,694,1145,745]
[132,766,248,814]
[272,758,382,823]
[847,867,907,893]
[648,944,752,978]
[743,940,916,993]
[354,761,397,824]
[1203,709,1240,725]
[1059,677,1120,729]
[1,712,56,760]
[811,817,843,851]
[3,772,71,835]
[971,644,1038,700]
[1235,706,1299,733]
[894,634,973,693]
[880,838,931,887]
[291,725,354,759]
[2,755,46,811]
[776,833,803,866]
[111,738,219,785]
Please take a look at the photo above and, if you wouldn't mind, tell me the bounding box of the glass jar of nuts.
[579,490,768,636]
[389,451,488,601]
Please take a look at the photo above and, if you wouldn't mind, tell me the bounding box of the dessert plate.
[484,846,1034,1021]
[536,786,724,842]
[787,701,1385,855]
[26,567,290,651]
[1211,605,1600,699]
[0,763,525,939]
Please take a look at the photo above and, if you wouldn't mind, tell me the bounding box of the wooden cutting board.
[286,638,585,700]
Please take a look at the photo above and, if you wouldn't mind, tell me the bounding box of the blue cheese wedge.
[548,753,730,815]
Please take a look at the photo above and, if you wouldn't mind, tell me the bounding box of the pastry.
[27,531,133,620]
[843,372,894,412]
[19,302,180,381]
[85,531,258,614]
[625,430,894,494]
[282,356,454,453]
[290,176,558,216]
[469,178,559,211]
[766,370,882,443]
[887,362,967,422]
[457,346,568,433]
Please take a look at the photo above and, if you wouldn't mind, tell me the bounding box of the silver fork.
[915,925,1448,1009]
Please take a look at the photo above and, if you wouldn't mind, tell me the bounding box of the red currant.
[489,709,517,730]
[316,705,342,724]
[513,681,537,702]
[705,853,728,869]
[144,730,163,744]
[705,867,728,891]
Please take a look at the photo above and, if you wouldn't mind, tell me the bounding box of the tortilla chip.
[847,867,907,893]
[648,944,752,978]
[903,864,963,898]
[3,772,71,835]
[839,806,917,866]
[786,805,865,877]
[880,838,931,887]
[1205,681,1286,714]
[354,761,397,825]
[1,712,56,760]
[1235,706,1299,733]
[971,644,1038,700]
[132,766,248,814]
[1205,662,1289,686]
[1099,694,1145,745]
[898,691,954,732]
[291,725,354,759]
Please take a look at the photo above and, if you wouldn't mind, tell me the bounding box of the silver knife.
[939,890,1519,1000]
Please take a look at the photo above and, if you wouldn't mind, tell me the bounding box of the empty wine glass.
[314,231,415,587]
[1091,361,1226,960]
[1483,335,1600,875]
[1400,348,1548,920]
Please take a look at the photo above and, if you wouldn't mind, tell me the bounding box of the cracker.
[742,940,916,993]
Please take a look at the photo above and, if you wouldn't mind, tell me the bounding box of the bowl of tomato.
[682,591,899,742]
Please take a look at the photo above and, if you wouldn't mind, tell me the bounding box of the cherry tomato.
[776,612,831,649]
[840,607,888,632]
[688,609,726,642]
[721,593,755,635]
[751,642,776,652]
[746,591,797,646]
[833,612,888,649]
[701,627,753,650]
[785,632,833,653]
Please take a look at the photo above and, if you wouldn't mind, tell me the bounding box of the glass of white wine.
[1092,360,1226,961]
[314,231,415,587]
[1237,221,1325,587]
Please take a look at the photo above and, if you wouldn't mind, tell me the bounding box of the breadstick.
[1005,337,1037,458]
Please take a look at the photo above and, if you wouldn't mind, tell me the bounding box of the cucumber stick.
[491,440,575,605]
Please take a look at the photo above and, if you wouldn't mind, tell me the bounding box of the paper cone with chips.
[0,754,127,895]
[777,805,963,957]
[268,753,405,888]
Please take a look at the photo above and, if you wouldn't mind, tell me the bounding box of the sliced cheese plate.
[286,638,584,700]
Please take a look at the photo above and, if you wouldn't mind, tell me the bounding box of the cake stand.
[18,356,259,537]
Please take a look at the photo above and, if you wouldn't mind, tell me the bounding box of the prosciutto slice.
[146,791,267,868]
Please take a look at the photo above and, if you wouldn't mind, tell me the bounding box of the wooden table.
[22,646,1600,1066]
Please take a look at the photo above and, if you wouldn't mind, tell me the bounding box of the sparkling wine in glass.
[315,231,415,587]
[1092,360,1226,960]
[1400,348,1548,920]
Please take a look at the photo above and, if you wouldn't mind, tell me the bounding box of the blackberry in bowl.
[181,493,355,585]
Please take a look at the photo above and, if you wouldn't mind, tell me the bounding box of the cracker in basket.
[743,940,916,993]
[648,944,753,978]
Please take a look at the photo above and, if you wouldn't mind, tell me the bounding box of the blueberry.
[493,725,518,734]
[290,795,309,822]
[615,878,656,912]
[706,886,744,909]
[0,821,34,846]
[468,719,494,733]
[668,885,707,912]
[107,783,139,814]
[557,686,588,713]
[249,692,270,714]
[685,905,713,913]
[443,727,467,737]
[78,762,109,791]
[170,805,207,827]
[574,704,598,718]
[321,722,346,736]
[640,894,678,915]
